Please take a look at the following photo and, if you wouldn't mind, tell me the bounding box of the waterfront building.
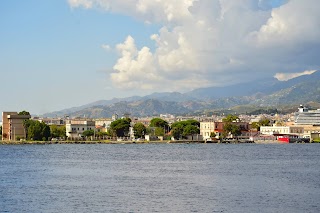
[260,125,304,136]
[214,121,250,137]
[2,112,31,141]
[200,120,215,140]
[65,119,95,138]
[94,118,112,129]
[131,118,151,127]
[200,120,249,139]
[33,117,65,126]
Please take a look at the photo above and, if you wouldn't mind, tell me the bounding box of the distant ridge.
[42,71,320,118]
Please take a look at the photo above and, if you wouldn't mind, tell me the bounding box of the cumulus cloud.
[274,70,317,81]
[69,0,320,92]
[110,36,159,90]
[251,0,320,46]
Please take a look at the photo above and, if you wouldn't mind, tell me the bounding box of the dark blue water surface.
[1,144,320,213]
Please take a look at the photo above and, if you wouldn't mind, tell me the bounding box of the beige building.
[2,112,31,141]
[66,119,96,138]
[260,125,304,136]
[94,118,112,128]
[131,118,151,127]
[34,117,65,126]
[292,125,320,141]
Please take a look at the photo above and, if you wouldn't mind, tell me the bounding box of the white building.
[200,121,215,140]
[260,125,304,136]
[66,119,96,138]
[112,114,118,121]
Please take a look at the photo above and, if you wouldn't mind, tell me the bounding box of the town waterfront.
[1,144,319,212]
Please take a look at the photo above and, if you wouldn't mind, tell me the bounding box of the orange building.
[200,120,249,139]
[2,112,31,141]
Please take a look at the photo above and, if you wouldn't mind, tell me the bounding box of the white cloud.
[101,44,111,51]
[68,0,92,9]
[69,0,320,92]
[251,0,320,46]
[274,70,317,81]
[111,36,159,90]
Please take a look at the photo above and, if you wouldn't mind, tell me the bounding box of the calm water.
[0,144,320,213]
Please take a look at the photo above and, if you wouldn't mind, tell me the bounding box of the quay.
[0,139,256,145]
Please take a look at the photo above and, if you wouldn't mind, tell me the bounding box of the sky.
[1,0,319,116]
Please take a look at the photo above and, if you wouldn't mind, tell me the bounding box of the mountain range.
[43,71,320,118]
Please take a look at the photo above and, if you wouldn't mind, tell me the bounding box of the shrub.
[312,138,320,143]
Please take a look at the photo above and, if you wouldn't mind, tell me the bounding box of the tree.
[185,120,200,127]
[124,117,132,123]
[50,125,66,138]
[259,118,270,126]
[251,122,260,131]
[155,127,165,136]
[27,121,40,140]
[231,125,241,136]
[223,123,241,138]
[110,118,131,137]
[222,114,240,122]
[24,120,50,141]
[183,125,200,136]
[210,132,216,138]
[251,118,271,131]
[40,122,50,141]
[96,131,108,139]
[23,119,32,139]
[171,126,183,139]
[171,120,199,129]
[133,123,146,138]
[170,120,200,139]
[19,112,31,138]
[18,110,30,115]
[82,129,94,137]
[150,118,168,128]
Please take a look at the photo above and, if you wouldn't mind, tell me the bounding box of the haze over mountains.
[43,71,320,118]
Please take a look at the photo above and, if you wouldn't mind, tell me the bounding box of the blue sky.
[0,0,158,114]
[0,0,319,116]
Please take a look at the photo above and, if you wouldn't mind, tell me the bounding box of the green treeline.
[108,117,200,140]
[170,120,200,139]
[23,120,51,141]
[21,121,66,141]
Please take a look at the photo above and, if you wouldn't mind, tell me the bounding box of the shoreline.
[0,140,257,145]
[1,140,315,145]
[0,140,173,145]
[0,140,206,145]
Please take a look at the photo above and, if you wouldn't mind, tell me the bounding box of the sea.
[0,143,319,213]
